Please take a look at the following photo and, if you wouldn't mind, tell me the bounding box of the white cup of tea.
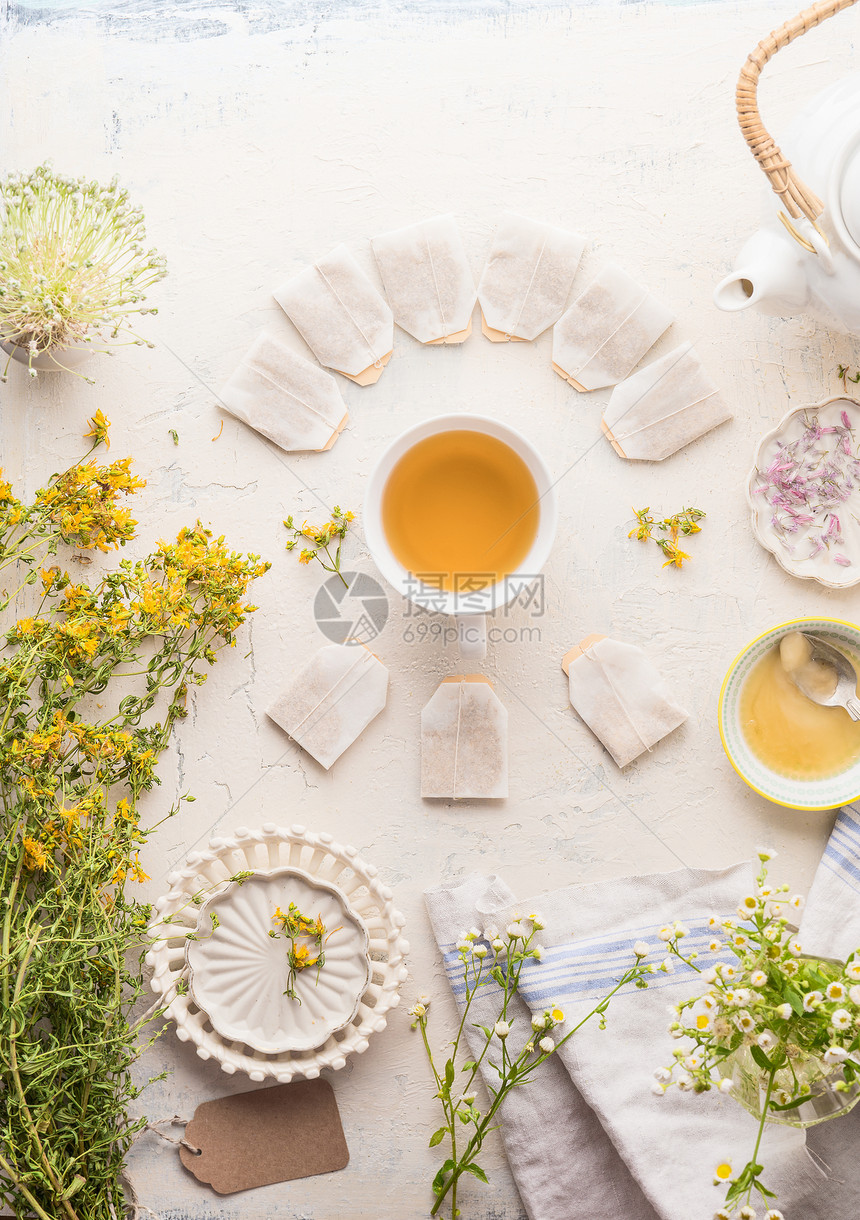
[364,414,557,659]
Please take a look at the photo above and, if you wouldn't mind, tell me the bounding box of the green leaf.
[444,1060,455,1088]
[463,1163,489,1184]
[429,1127,447,1148]
[432,1159,455,1194]
[770,1092,813,1112]
[461,1060,476,1072]
[750,1045,774,1072]
[783,986,805,1016]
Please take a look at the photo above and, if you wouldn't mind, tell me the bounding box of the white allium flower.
[824,1045,849,1066]
[750,970,768,988]
[832,1008,852,1031]
[775,1003,792,1020]
[653,1066,672,1083]
[803,990,823,1012]
[633,941,651,959]
[658,925,673,942]
[788,939,803,957]
[506,922,526,940]
[473,944,488,959]
[532,1014,548,1031]
[845,961,860,982]
[538,1037,554,1054]
[718,1078,733,1094]
[494,1020,510,1039]
[827,981,847,1001]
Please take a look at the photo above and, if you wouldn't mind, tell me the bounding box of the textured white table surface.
[3,1,860,1216]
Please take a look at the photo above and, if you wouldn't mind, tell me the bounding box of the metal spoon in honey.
[779,631,860,721]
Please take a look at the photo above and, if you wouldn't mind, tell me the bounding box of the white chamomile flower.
[782,958,799,977]
[827,981,846,1001]
[532,1014,548,1031]
[735,1011,755,1032]
[472,944,488,959]
[739,1207,757,1220]
[845,961,860,982]
[651,1081,666,1096]
[482,924,499,942]
[756,1030,777,1052]
[757,846,775,861]
[803,990,824,1012]
[775,1002,792,1020]
[701,967,718,983]
[683,1052,703,1070]
[456,938,471,952]
[408,1002,427,1018]
[524,1041,534,1053]
[670,1026,685,1039]
[459,1092,476,1105]
[832,1008,852,1031]
[506,922,526,940]
[732,933,749,948]
[738,895,759,916]
[660,958,674,974]
[492,938,506,954]
[538,1036,554,1054]
[693,1011,713,1033]
[713,1212,731,1220]
[653,1066,672,1083]
[708,939,723,953]
[658,925,673,942]
[788,939,803,957]
[750,970,768,988]
[494,1020,510,1039]
[719,963,737,982]
[789,894,805,910]
[532,944,544,961]
[633,941,651,959]
[718,1078,733,1094]
[765,1211,785,1220]
[676,1072,693,1091]
[468,926,481,940]
[529,913,545,931]
[707,914,720,929]
[824,1045,849,1066]
[732,988,751,1008]
[849,984,860,1006]
[674,922,690,938]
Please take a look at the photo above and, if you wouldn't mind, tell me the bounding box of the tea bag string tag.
[314,262,381,365]
[508,231,548,339]
[613,389,720,442]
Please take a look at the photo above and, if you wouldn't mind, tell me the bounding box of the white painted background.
[2,1,860,1216]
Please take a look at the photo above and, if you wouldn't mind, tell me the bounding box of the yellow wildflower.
[22,837,49,871]
[298,549,314,565]
[84,408,111,449]
[16,618,36,636]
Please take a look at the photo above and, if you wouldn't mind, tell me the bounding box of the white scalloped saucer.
[186,866,371,1054]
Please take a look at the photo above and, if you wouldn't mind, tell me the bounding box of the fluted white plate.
[146,824,408,1083]
[187,867,371,1054]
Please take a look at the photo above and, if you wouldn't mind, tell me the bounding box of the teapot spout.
[713,230,809,316]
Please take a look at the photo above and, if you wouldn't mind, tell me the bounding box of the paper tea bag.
[273,245,394,385]
[371,215,476,344]
[267,644,388,770]
[562,635,687,769]
[219,332,348,453]
[477,213,586,342]
[552,263,674,392]
[601,341,732,461]
[421,676,508,799]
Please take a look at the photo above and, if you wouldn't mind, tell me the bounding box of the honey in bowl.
[740,632,860,781]
[381,430,539,591]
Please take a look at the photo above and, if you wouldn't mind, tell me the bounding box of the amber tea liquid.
[381,430,540,591]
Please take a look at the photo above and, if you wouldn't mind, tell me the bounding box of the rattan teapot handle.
[736,0,859,252]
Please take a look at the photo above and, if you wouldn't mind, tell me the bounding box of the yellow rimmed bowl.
[719,617,860,810]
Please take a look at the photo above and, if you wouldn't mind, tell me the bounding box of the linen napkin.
[427,852,860,1220]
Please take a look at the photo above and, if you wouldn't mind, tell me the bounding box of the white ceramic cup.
[364,413,557,660]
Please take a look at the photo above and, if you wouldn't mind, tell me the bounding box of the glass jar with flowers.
[655,849,860,1219]
[0,162,167,381]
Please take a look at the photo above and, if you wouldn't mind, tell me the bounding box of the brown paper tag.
[480,310,528,344]
[441,673,492,686]
[561,633,606,676]
[334,350,392,385]
[551,360,588,392]
[426,318,473,345]
[179,1079,349,1195]
[321,411,349,452]
[600,418,627,459]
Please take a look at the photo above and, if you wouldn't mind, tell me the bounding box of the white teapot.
[714,2,860,334]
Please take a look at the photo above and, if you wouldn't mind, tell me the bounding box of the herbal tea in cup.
[380,429,539,591]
